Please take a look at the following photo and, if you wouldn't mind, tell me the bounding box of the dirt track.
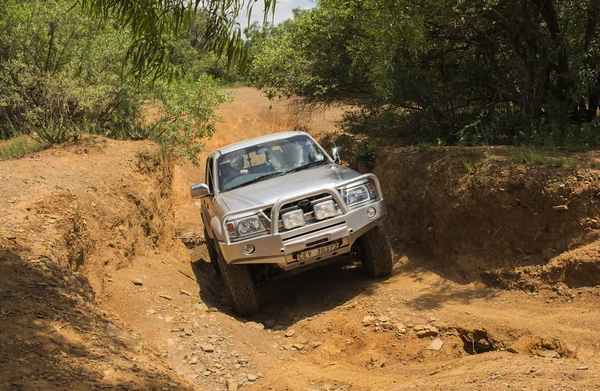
[1,88,600,391]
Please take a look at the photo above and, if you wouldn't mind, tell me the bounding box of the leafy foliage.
[0,0,131,142]
[0,0,232,163]
[351,141,376,169]
[144,72,231,164]
[250,0,600,147]
[249,7,364,101]
[80,0,276,78]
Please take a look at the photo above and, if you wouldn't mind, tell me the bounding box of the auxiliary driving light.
[242,243,255,255]
[366,207,377,218]
[282,209,305,230]
[313,200,337,220]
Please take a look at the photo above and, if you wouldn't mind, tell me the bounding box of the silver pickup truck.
[191,131,392,315]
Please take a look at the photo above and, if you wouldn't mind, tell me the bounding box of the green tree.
[0,0,230,163]
[79,0,276,78]
[0,0,133,140]
[250,0,600,147]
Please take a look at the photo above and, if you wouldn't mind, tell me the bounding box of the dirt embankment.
[1,138,174,292]
[374,147,600,290]
[0,138,191,390]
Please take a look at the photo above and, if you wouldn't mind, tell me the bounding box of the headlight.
[340,180,379,207]
[238,216,264,235]
[343,184,370,206]
[282,209,305,230]
[226,215,267,239]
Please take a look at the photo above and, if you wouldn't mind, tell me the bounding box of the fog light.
[242,243,255,255]
[282,209,305,229]
[366,207,376,218]
[313,200,337,220]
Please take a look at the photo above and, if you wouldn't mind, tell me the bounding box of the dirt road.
[1,88,599,391]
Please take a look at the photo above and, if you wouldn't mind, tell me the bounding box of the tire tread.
[217,253,260,316]
[359,224,393,277]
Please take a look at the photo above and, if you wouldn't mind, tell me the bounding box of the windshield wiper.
[224,171,285,191]
[284,160,327,175]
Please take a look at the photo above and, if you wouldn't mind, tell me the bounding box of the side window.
[206,158,214,193]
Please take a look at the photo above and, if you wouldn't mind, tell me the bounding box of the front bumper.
[218,200,387,271]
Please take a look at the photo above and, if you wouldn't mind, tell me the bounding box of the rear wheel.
[358,224,393,277]
[217,252,260,316]
[204,228,220,274]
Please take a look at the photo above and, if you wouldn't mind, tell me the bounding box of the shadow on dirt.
[0,246,189,391]
[404,276,500,311]
[389,248,501,311]
[190,253,382,327]
[190,241,501,323]
[189,258,228,307]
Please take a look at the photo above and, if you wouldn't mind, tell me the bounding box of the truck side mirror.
[331,147,343,164]
[190,183,211,199]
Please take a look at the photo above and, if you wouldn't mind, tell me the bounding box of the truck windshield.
[218,135,328,192]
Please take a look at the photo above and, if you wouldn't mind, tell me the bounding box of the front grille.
[280,193,331,214]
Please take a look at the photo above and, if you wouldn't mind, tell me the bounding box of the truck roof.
[215,131,308,156]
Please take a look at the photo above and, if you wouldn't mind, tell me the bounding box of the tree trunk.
[584,1,600,121]
[535,0,572,107]
[588,74,600,121]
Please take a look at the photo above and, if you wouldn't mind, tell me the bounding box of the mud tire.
[358,224,393,277]
[217,252,260,316]
[204,228,220,274]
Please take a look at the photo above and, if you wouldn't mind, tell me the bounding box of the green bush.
[351,141,376,169]
[0,0,229,162]
[0,0,136,142]
[144,71,231,164]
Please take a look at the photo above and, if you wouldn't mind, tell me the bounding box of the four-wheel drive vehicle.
[191,131,393,315]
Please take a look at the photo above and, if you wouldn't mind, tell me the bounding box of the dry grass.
[0,135,49,160]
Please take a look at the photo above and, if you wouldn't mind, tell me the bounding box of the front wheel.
[217,253,260,316]
[358,224,393,277]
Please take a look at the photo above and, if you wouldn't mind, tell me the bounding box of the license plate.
[296,242,340,261]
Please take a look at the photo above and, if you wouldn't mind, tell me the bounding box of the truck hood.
[218,163,361,212]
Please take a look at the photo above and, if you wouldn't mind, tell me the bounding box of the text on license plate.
[296,242,340,261]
